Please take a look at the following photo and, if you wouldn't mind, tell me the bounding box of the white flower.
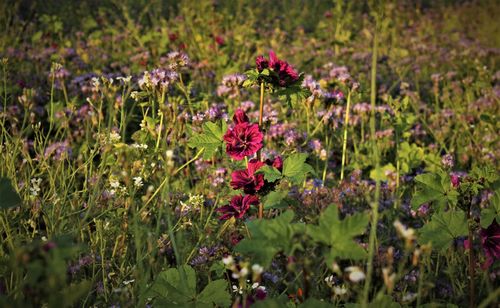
[109,131,121,143]
[345,266,366,283]
[402,292,417,302]
[252,264,264,275]
[232,285,243,294]
[109,179,121,189]
[239,267,249,277]
[123,279,135,285]
[324,275,335,286]
[333,285,348,295]
[222,255,234,266]
[30,178,42,196]
[251,282,260,289]
[117,76,132,84]
[166,150,174,159]
[393,220,415,241]
[132,143,148,150]
[133,177,143,188]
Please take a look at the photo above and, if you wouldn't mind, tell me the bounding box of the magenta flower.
[217,194,260,220]
[233,108,249,124]
[230,159,265,194]
[224,110,263,160]
[255,50,299,87]
[480,220,500,270]
[267,156,283,171]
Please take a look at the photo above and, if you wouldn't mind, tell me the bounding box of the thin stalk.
[468,208,476,307]
[362,23,381,308]
[340,90,352,181]
[257,81,265,219]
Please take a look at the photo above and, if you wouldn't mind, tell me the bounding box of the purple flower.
[217,195,259,220]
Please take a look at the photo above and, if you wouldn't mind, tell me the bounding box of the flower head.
[224,110,263,160]
[255,50,299,87]
[217,195,260,220]
[230,159,265,194]
[480,220,500,270]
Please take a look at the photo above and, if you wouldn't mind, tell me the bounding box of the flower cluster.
[256,50,299,87]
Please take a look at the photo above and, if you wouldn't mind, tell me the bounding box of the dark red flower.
[480,220,500,270]
[255,51,299,87]
[224,122,263,160]
[231,159,265,194]
[233,109,249,124]
[215,36,225,46]
[256,55,269,72]
[217,194,260,220]
[269,156,283,171]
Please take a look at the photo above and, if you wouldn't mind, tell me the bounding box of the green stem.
[340,90,352,182]
[362,21,381,308]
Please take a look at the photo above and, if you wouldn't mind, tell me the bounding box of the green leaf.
[369,163,395,181]
[307,205,369,268]
[147,265,196,304]
[282,153,315,184]
[235,210,305,267]
[187,121,226,159]
[480,188,500,228]
[197,279,230,306]
[256,165,282,182]
[0,177,21,210]
[411,172,458,210]
[418,210,468,251]
[263,190,289,209]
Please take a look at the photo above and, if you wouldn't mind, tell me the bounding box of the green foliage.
[369,163,395,181]
[0,177,21,210]
[411,171,459,210]
[282,153,315,184]
[144,265,230,307]
[256,165,282,182]
[480,188,500,228]
[307,205,369,268]
[418,210,468,251]
[398,142,425,173]
[187,121,227,159]
[275,79,311,107]
[235,210,305,267]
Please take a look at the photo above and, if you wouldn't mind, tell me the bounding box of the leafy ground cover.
[0,0,499,307]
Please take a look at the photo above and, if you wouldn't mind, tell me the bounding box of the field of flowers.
[0,0,499,307]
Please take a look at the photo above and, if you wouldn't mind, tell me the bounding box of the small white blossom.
[222,255,234,266]
[345,266,366,283]
[30,178,42,196]
[333,285,348,295]
[252,264,264,275]
[133,177,143,188]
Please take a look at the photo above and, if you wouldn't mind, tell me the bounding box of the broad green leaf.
[235,210,305,267]
[148,265,196,304]
[411,172,458,210]
[307,205,369,268]
[282,153,315,184]
[480,188,500,227]
[187,121,226,159]
[418,210,468,251]
[0,178,21,210]
[369,163,396,181]
[255,165,282,182]
[263,190,289,209]
[197,279,230,306]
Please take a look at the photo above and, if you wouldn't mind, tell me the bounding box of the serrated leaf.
[263,190,289,209]
[187,121,226,159]
[235,210,305,267]
[0,178,21,210]
[480,188,500,227]
[307,205,369,267]
[282,153,314,184]
[411,172,458,210]
[197,279,230,306]
[255,165,282,182]
[418,210,468,251]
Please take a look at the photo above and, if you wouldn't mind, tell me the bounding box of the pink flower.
[268,156,283,171]
[230,159,265,194]
[480,220,500,270]
[451,174,460,188]
[217,195,260,220]
[224,111,263,160]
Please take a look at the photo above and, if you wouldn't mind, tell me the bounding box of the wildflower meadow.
[0,1,499,307]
